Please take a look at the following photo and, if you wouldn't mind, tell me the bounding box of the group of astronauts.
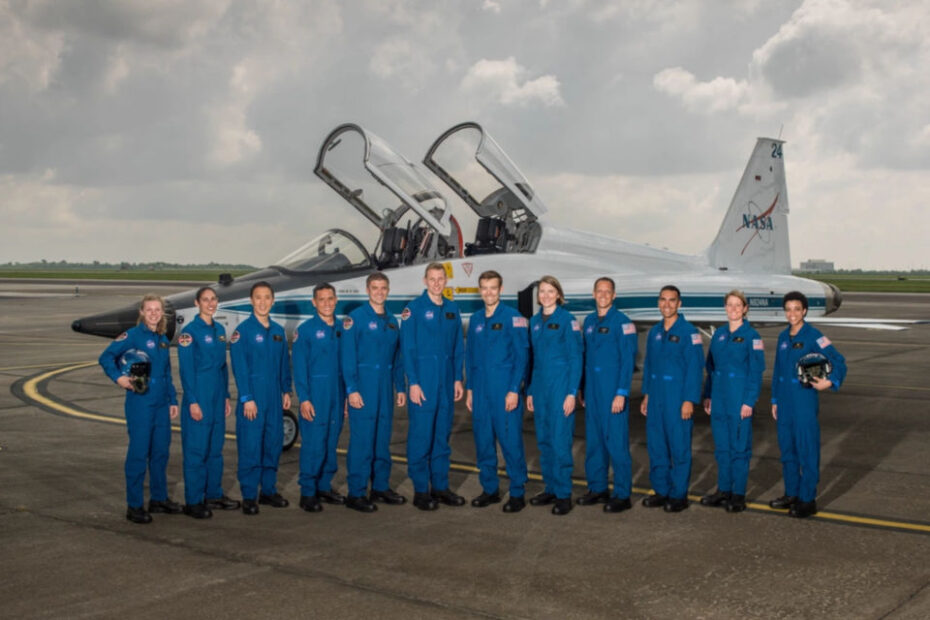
[99,262,846,525]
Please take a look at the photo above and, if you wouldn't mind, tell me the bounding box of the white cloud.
[460,57,565,108]
[653,67,749,114]
[482,0,502,14]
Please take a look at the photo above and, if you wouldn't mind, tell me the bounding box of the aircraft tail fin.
[706,138,791,274]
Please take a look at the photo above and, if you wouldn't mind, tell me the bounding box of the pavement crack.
[877,577,930,619]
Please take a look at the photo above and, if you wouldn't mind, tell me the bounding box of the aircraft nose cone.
[71,303,140,339]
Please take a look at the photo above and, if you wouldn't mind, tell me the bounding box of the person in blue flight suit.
[639,285,704,513]
[341,272,407,513]
[465,270,530,513]
[177,286,239,519]
[526,275,583,516]
[401,262,466,512]
[577,277,638,514]
[292,283,347,513]
[99,294,180,524]
[768,290,846,518]
[229,281,292,515]
[699,290,765,513]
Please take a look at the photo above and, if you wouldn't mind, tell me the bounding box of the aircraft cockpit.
[314,124,463,270]
[424,122,546,256]
[272,229,373,274]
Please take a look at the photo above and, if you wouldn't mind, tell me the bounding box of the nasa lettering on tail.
[706,138,790,274]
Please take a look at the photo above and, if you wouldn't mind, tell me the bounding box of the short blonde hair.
[725,289,749,317]
[137,294,168,335]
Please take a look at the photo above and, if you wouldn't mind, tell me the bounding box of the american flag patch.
[622,322,636,335]
[571,320,580,332]
[691,333,702,345]
[512,316,528,328]
[753,338,764,351]
[817,336,831,349]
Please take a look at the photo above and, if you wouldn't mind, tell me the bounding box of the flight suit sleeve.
[280,332,292,396]
[702,348,715,401]
[816,331,847,391]
[453,310,465,384]
[292,327,311,404]
[683,329,704,403]
[340,319,360,395]
[165,341,178,406]
[98,333,132,383]
[400,308,420,387]
[393,321,406,394]
[177,329,198,405]
[566,317,583,398]
[616,320,636,397]
[230,330,254,403]
[510,316,530,393]
[465,319,476,390]
[641,328,653,396]
[742,334,766,408]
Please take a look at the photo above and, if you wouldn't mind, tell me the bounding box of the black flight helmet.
[796,352,832,388]
[119,349,152,394]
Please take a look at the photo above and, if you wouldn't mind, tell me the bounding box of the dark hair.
[478,270,503,287]
[195,286,216,302]
[659,284,681,300]
[313,282,336,298]
[594,277,615,292]
[250,281,274,298]
[782,290,809,311]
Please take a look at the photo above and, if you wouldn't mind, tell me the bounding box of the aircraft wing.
[805,317,930,331]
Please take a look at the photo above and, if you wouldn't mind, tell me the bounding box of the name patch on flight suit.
[446,312,456,320]
[273,335,283,342]
[547,323,560,330]
[218,335,226,342]
[491,323,503,330]
[733,337,744,343]
[387,323,397,330]
[668,334,680,343]
[792,342,805,349]
[598,327,610,334]
[159,342,168,348]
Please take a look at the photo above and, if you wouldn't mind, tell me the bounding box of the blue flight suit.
[582,308,638,500]
[771,322,846,503]
[229,314,292,501]
[293,315,345,498]
[702,322,765,496]
[401,291,465,494]
[341,303,405,498]
[528,306,583,500]
[177,315,230,506]
[99,325,178,508]
[642,314,704,500]
[466,304,530,498]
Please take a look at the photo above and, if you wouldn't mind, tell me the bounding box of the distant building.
[799,259,834,273]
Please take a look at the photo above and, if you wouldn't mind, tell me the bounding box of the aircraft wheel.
[282,409,299,451]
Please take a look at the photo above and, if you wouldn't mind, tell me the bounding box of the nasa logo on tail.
[736,194,779,256]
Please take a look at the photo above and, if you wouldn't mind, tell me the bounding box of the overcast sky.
[2,0,928,269]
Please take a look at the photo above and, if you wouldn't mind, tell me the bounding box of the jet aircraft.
[72,120,911,343]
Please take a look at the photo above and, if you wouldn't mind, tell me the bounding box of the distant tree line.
[1,260,256,271]
[794,269,930,275]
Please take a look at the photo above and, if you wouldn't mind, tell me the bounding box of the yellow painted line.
[20,362,930,535]
[1,362,91,371]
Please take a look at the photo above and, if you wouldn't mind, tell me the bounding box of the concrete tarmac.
[1,281,929,619]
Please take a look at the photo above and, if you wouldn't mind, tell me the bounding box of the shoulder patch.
[512,316,528,328]
[178,333,192,347]
[753,338,764,351]
[292,331,299,343]
[816,335,831,349]
[230,330,240,344]
[115,332,128,342]
[691,333,703,345]
[571,320,580,332]
[622,322,636,335]
[401,307,411,321]
[343,317,354,330]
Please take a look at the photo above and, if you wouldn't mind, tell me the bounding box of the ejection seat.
[465,217,507,256]
[377,227,407,269]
